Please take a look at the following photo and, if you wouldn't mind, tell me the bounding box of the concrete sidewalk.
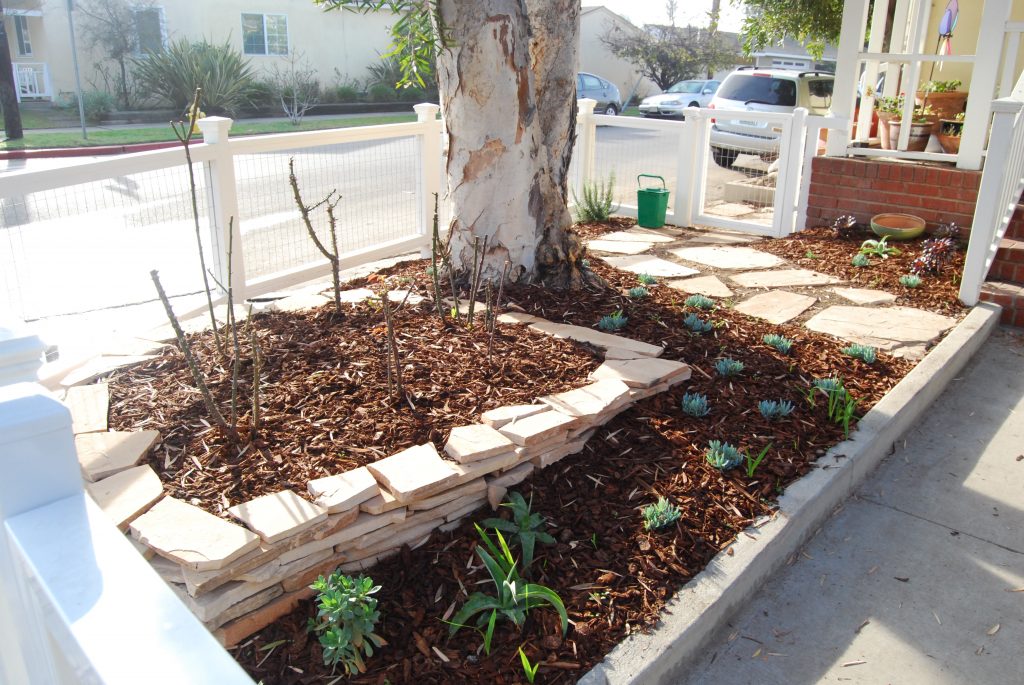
[679,328,1024,685]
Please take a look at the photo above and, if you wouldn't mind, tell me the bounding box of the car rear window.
[717,75,797,106]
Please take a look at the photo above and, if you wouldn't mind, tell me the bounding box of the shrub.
[715,358,744,377]
[758,399,794,421]
[684,294,715,310]
[628,286,649,299]
[573,174,619,222]
[762,333,793,354]
[82,91,116,123]
[598,310,628,332]
[642,497,682,531]
[842,343,877,364]
[132,38,257,115]
[368,83,398,102]
[308,573,386,675]
[705,440,743,470]
[682,312,713,333]
[333,84,361,102]
[680,392,710,417]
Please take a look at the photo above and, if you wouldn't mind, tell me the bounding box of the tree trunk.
[437,0,597,290]
[0,0,25,140]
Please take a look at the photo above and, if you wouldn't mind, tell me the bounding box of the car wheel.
[604,104,619,116]
[711,146,739,169]
[688,101,700,108]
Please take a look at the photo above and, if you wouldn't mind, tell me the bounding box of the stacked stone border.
[68,301,692,648]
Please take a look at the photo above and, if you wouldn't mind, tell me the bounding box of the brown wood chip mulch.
[220,242,925,684]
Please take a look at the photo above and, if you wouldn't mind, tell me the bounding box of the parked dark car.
[577,72,623,115]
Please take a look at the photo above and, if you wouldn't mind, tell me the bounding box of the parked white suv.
[708,67,834,168]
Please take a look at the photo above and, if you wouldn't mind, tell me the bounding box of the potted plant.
[876,96,936,151]
[937,111,964,154]
[916,79,966,132]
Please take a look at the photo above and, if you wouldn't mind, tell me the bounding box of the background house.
[579,6,660,103]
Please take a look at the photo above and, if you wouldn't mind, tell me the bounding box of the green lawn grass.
[0,114,418,151]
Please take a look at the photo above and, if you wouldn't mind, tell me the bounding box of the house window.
[242,13,288,55]
[133,7,165,55]
[14,16,32,57]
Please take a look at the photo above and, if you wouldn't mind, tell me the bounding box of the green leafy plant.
[573,173,619,222]
[899,274,922,288]
[519,647,541,683]
[642,497,682,531]
[762,333,793,354]
[448,525,568,653]
[82,91,116,123]
[682,312,713,333]
[807,377,858,437]
[680,392,710,417]
[705,440,743,470]
[744,443,771,477]
[628,286,650,299]
[481,491,555,574]
[921,79,961,94]
[637,273,658,286]
[308,573,386,675]
[812,376,842,393]
[684,294,715,310]
[804,250,820,259]
[842,343,877,364]
[851,253,870,267]
[715,358,744,377]
[598,310,628,332]
[859,236,901,260]
[758,399,794,421]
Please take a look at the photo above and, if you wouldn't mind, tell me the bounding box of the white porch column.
[959,0,1015,170]
[825,0,871,157]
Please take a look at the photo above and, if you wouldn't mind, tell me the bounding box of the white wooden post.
[674,107,702,226]
[825,0,870,157]
[0,321,47,387]
[774,108,809,237]
[856,0,891,141]
[999,28,1022,98]
[414,103,442,257]
[884,0,913,99]
[197,116,247,301]
[575,99,598,197]
[896,0,931,152]
[960,0,1015,169]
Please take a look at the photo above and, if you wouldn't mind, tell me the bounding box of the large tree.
[736,0,844,61]
[77,0,156,109]
[0,0,24,139]
[319,0,595,289]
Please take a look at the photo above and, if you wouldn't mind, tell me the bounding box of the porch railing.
[13,62,51,101]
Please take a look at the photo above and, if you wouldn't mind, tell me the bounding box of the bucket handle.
[637,174,666,190]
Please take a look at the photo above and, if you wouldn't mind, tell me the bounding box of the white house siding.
[579,6,659,104]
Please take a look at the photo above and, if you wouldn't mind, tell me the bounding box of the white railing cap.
[0,383,69,445]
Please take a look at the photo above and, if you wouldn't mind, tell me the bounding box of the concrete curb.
[577,302,1002,685]
[0,141,179,161]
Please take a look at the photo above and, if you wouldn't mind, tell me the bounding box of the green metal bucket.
[637,174,669,228]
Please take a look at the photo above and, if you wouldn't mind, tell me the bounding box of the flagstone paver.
[804,306,958,359]
[267,293,331,313]
[600,255,700,278]
[666,275,734,298]
[444,424,516,463]
[528,320,663,357]
[704,202,757,218]
[831,287,898,305]
[587,239,654,255]
[589,358,692,389]
[497,409,577,447]
[228,490,329,544]
[86,464,164,530]
[366,443,460,503]
[668,245,783,270]
[598,230,677,244]
[480,403,550,429]
[538,379,632,420]
[682,230,757,245]
[65,383,109,434]
[76,429,161,481]
[729,269,841,289]
[307,467,379,513]
[735,291,817,324]
[60,355,157,387]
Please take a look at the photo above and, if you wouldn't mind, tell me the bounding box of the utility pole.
[0,0,25,140]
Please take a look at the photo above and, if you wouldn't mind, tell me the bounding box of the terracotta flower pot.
[915,90,967,133]
[887,119,932,152]
[877,111,897,149]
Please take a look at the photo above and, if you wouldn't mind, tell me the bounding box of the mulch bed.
[757,226,966,315]
[227,248,919,684]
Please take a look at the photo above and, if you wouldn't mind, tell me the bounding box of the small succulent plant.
[637,273,658,286]
[762,333,793,354]
[759,399,795,421]
[598,310,628,332]
[899,274,922,288]
[831,214,861,239]
[932,222,960,240]
[680,392,710,417]
[812,376,843,393]
[715,358,744,377]
[628,286,649,299]
[642,497,682,531]
[705,440,743,470]
[851,253,870,267]
[910,237,958,275]
[682,312,713,333]
[684,294,715,310]
[842,343,877,364]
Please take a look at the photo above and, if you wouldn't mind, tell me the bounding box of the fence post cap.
[0,383,70,447]
[577,98,598,115]
[413,103,441,122]
[0,320,47,387]
[196,116,234,144]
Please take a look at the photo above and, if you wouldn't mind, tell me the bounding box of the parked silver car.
[578,72,623,115]
[639,79,720,118]
[708,67,833,168]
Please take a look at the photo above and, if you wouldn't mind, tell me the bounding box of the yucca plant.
[573,174,619,222]
[481,491,554,575]
[133,38,258,115]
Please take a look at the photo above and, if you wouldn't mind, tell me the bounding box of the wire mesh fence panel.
[0,165,214,321]
[592,124,681,214]
[235,136,420,280]
[701,129,779,228]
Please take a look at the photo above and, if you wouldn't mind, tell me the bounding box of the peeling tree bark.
[437,0,598,290]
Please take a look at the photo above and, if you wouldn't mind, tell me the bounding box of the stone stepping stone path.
[65,382,109,434]
[76,429,161,481]
[831,287,897,306]
[729,269,840,289]
[600,255,699,278]
[804,306,958,359]
[666,275,734,298]
[587,239,653,255]
[668,245,784,270]
[597,229,677,244]
[735,291,817,325]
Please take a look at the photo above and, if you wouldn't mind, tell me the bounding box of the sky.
[591,0,747,33]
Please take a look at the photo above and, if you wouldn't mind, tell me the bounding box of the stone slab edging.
[577,302,1002,685]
